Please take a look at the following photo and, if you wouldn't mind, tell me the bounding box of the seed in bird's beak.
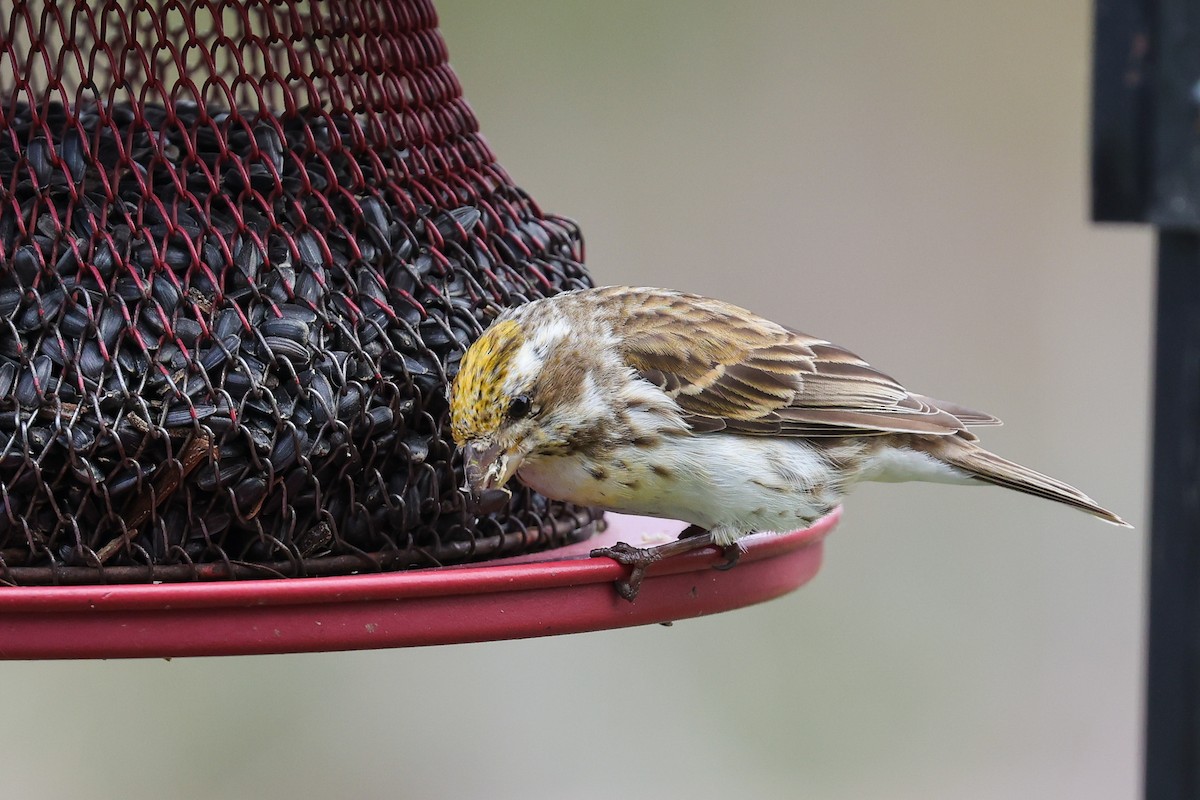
[461,441,513,515]
[467,487,512,516]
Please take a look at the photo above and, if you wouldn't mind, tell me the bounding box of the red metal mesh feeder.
[0,0,601,582]
[0,0,835,655]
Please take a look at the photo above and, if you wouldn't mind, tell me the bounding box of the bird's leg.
[591,529,724,601]
[676,522,740,570]
[712,545,741,571]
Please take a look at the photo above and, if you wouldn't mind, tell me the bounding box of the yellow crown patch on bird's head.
[450,318,526,445]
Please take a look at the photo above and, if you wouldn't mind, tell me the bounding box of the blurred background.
[2,2,1149,798]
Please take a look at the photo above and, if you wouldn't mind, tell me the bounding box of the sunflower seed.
[59,128,86,183]
[0,289,20,317]
[78,341,107,379]
[115,346,148,375]
[269,427,306,471]
[58,425,95,453]
[260,315,309,341]
[0,360,16,395]
[305,371,335,424]
[354,405,393,436]
[233,476,267,511]
[295,230,324,268]
[263,335,310,364]
[14,367,38,405]
[194,459,246,492]
[198,343,230,372]
[172,317,202,345]
[152,276,181,312]
[163,241,193,271]
[105,468,141,499]
[212,307,242,338]
[13,246,40,283]
[336,383,364,417]
[40,335,73,365]
[164,403,216,427]
[435,206,481,241]
[359,197,389,250]
[253,123,284,175]
[59,303,90,336]
[403,433,430,463]
[25,137,52,184]
[55,246,78,275]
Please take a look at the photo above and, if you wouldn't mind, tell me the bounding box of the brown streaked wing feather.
[610,288,968,438]
[911,394,1002,427]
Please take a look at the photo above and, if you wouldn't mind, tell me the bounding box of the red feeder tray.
[0,510,838,659]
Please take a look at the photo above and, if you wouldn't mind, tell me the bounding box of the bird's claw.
[712,544,741,571]
[590,542,662,602]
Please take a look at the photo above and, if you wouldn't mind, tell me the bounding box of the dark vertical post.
[1092,1,1200,797]
[1091,0,1152,222]
[1146,232,1200,799]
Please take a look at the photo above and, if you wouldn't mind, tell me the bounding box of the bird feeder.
[0,0,834,657]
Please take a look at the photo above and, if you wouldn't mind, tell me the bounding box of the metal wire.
[0,0,599,584]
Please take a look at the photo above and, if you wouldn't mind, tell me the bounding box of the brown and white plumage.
[450,286,1128,595]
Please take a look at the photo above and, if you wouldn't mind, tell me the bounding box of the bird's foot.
[592,528,732,601]
[589,541,663,601]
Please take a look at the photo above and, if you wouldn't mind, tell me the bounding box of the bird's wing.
[612,289,992,438]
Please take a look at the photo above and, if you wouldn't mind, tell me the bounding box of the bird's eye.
[507,394,533,420]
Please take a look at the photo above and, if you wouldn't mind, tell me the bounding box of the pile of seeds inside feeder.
[0,100,600,583]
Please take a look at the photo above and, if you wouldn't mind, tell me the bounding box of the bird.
[449,285,1128,600]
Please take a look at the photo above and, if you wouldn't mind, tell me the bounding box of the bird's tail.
[934,438,1130,527]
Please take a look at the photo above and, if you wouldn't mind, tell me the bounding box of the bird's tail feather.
[936,439,1130,527]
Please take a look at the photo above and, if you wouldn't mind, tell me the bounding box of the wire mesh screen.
[0,0,600,584]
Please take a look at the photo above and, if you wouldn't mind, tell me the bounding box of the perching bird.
[449,286,1128,600]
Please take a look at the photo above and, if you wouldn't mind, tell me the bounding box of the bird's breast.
[516,435,845,538]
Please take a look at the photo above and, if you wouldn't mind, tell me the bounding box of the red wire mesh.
[0,0,600,584]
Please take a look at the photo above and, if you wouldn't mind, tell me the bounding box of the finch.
[449,286,1128,600]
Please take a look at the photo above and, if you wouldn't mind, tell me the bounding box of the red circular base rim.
[0,509,839,659]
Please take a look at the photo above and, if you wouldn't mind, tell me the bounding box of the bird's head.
[450,308,605,514]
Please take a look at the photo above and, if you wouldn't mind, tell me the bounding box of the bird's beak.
[461,441,515,515]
